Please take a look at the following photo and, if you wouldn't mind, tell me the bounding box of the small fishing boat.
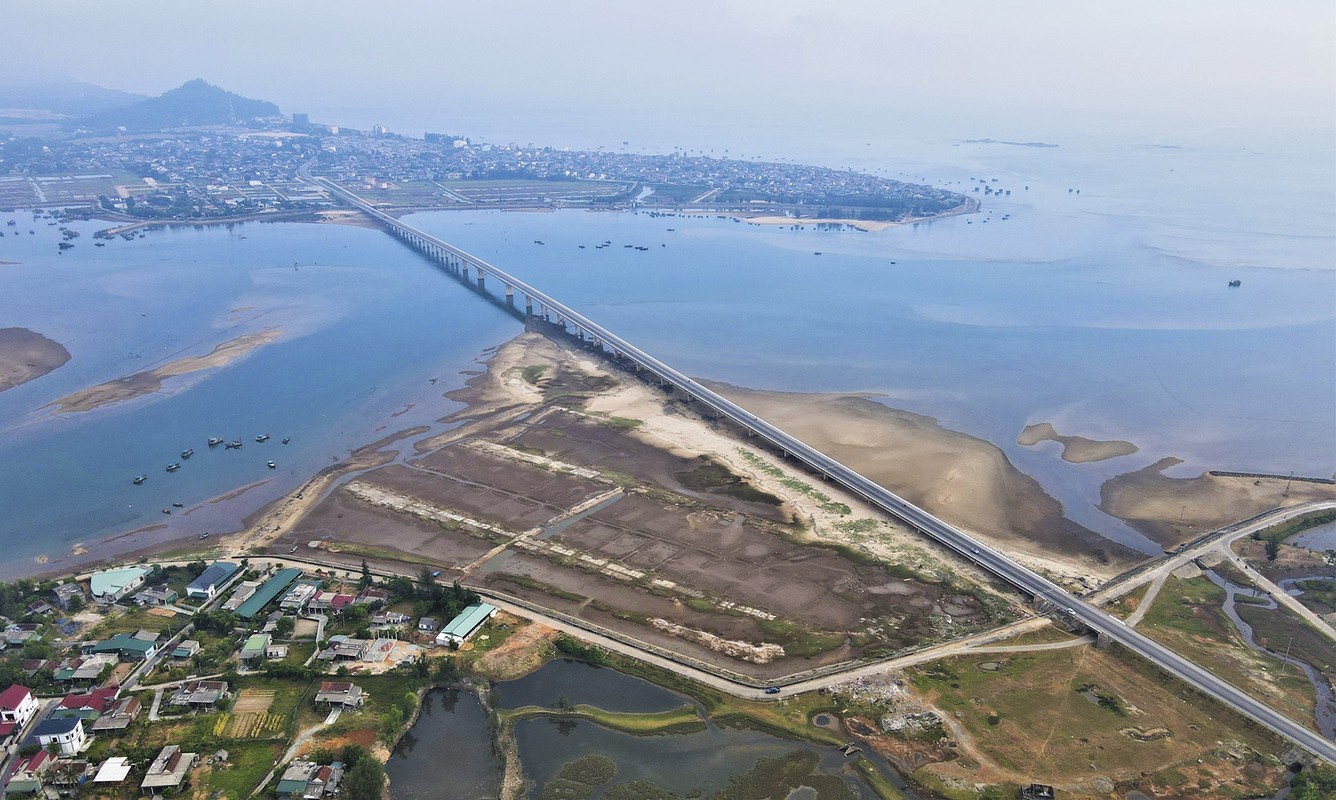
[162,508,171,515]
[133,475,147,485]
[255,433,270,443]
[226,441,243,449]
[208,437,224,446]
[165,463,180,472]
[180,448,194,459]
[199,532,210,540]
[171,502,184,508]
[267,461,277,469]
[281,437,290,444]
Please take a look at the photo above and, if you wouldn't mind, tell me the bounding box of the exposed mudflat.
[0,327,70,391]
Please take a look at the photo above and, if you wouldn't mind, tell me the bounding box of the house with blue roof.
[186,562,238,599]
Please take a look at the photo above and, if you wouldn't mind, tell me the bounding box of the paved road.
[299,165,1336,762]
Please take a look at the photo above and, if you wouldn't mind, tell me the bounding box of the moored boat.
[208,437,224,446]
[133,475,146,485]
[255,433,270,442]
[181,448,194,459]
[165,463,180,472]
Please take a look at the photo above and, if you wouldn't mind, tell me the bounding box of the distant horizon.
[3,0,1331,150]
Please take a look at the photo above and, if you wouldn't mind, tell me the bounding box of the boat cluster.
[132,433,291,497]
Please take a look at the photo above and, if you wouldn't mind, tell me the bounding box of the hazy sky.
[5,1,1333,141]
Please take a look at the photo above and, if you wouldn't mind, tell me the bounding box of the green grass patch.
[757,618,844,658]
[201,741,282,797]
[522,365,548,384]
[674,458,782,506]
[495,573,587,603]
[86,606,187,638]
[1260,508,1336,545]
[852,758,910,799]
[501,703,705,735]
[606,416,643,431]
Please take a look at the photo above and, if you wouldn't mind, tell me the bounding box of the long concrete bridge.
[302,164,1336,764]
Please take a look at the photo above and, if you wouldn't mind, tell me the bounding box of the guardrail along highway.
[304,165,1336,764]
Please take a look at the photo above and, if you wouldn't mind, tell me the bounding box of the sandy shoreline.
[0,327,71,392]
[704,382,1137,579]
[49,327,283,413]
[1017,422,1138,463]
[1099,457,1336,549]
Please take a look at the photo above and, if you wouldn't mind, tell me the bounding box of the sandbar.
[1017,422,1137,463]
[49,327,282,413]
[705,382,1138,577]
[311,209,379,229]
[1100,457,1336,549]
[0,327,71,391]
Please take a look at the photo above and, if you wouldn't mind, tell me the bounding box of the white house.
[31,716,86,755]
[0,684,38,727]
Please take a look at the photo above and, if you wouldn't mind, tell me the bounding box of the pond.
[387,689,503,799]
[494,658,688,713]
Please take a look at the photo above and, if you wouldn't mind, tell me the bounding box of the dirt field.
[264,333,1013,678]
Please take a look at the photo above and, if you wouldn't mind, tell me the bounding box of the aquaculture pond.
[501,659,911,799]
[387,688,503,799]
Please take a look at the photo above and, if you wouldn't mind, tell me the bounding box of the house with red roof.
[53,685,120,721]
[0,684,37,728]
[3,749,52,795]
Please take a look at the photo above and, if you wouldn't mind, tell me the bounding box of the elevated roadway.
[303,164,1336,763]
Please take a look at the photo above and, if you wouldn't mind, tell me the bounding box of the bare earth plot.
[266,333,1014,679]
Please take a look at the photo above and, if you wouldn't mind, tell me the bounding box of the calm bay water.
[0,215,520,576]
[0,124,1332,570]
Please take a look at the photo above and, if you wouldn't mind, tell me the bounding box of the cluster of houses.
[0,556,503,798]
[0,682,196,796]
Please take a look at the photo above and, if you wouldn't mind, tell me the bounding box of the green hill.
[0,79,147,118]
[77,79,280,132]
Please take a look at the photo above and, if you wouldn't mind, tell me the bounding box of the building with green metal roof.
[235,569,301,619]
[434,603,496,646]
[89,567,149,604]
[89,633,158,661]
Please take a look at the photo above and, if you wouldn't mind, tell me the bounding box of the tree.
[1293,764,1336,800]
[385,575,414,602]
[380,705,403,745]
[274,616,295,638]
[1265,536,1281,561]
[342,757,385,800]
[358,559,372,590]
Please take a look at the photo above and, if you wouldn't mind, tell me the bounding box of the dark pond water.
[513,715,881,799]
[386,688,503,799]
[494,657,688,713]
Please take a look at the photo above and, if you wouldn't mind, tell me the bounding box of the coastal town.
[0,98,970,232]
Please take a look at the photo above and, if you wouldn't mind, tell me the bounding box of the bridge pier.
[504,284,514,305]
[525,295,533,316]
[461,263,470,280]
[476,271,486,291]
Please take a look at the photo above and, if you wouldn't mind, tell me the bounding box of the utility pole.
[1280,636,1294,676]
